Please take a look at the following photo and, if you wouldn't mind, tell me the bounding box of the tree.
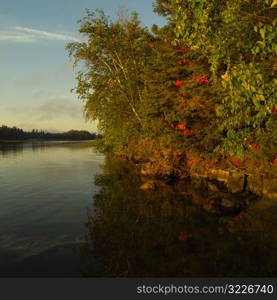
[67,3,276,176]
[141,23,219,157]
[67,9,155,152]
[171,0,276,160]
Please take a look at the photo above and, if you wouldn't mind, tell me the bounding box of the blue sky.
[0,0,165,132]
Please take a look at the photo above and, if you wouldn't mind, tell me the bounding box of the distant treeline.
[0,125,101,140]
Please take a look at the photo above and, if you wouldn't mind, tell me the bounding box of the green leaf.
[256,41,265,48]
[260,28,266,39]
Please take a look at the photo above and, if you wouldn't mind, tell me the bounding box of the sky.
[0,0,165,133]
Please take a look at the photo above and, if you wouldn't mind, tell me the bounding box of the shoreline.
[113,152,277,201]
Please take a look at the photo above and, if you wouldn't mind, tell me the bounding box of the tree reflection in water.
[81,156,277,277]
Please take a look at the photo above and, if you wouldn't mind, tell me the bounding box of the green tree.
[171,0,276,160]
[67,9,154,152]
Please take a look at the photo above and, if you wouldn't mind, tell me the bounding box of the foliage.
[67,3,276,174]
[171,0,276,159]
[67,9,220,162]
[141,23,220,157]
[66,9,154,152]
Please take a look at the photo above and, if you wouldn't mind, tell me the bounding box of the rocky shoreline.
[139,161,277,201]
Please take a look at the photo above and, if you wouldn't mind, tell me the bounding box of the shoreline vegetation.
[66,1,276,200]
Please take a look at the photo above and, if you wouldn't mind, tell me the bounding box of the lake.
[0,141,104,276]
[0,141,276,277]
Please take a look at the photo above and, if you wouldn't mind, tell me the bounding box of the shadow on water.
[80,156,277,277]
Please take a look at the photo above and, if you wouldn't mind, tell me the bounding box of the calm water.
[82,157,277,277]
[1,142,277,277]
[0,141,104,276]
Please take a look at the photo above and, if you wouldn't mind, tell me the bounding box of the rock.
[190,178,207,189]
[246,175,277,200]
[227,171,245,193]
[264,192,277,201]
[203,202,217,214]
[247,174,263,196]
[189,165,208,178]
[221,198,235,208]
[207,182,220,192]
[208,169,229,183]
[208,194,243,216]
[220,199,242,216]
[139,181,156,191]
[262,177,277,201]
[191,165,276,199]
[140,163,156,176]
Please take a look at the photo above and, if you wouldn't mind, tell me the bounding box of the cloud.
[5,96,84,121]
[14,26,80,42]
[0,34,35,42]
[0,26,80,43]
[2,96,98,132]
[36,97,84,120]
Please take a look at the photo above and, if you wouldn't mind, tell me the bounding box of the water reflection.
[0,142,24,157]
[0,141,104,276]
[81,156,277,277]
